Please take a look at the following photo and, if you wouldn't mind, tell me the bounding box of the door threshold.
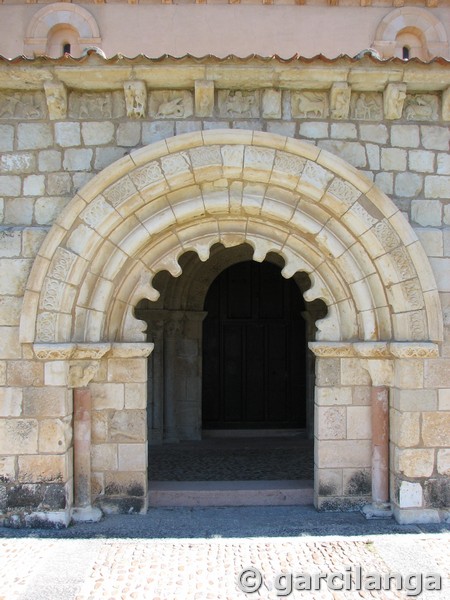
[202,429,308,439]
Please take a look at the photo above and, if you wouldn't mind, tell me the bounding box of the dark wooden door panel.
[202,261,307,429]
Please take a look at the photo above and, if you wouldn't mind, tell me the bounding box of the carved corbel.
[442,87,450,121]
[330,82,351,120]
[44,81,67,120]
[383,83,407,120]
[68,361,99,388]
[124,80,147,119]
[195,80,214,118]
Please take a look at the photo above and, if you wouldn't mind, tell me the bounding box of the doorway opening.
[135,244,327,506]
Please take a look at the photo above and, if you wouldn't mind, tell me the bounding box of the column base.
[71,506,103,523]
[361,502,393,519]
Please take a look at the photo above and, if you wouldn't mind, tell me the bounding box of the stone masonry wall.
[0,82,449,523]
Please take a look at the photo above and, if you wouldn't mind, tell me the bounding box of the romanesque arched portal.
[20,130,442,522]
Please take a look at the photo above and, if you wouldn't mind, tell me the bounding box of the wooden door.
[202,261,307,429]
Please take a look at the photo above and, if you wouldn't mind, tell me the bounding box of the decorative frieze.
[0,91,46,119]
[149,90,193,119]
[69,91,125,120]
[404,94,438,121]
[309,341,439,358]
[351,93,383,121]
[218,90,260,118]
[291,92,328,119]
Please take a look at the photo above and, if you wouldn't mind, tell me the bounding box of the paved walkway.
[0,506,449,600]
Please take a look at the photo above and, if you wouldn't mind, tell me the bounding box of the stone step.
[148,480,314,507]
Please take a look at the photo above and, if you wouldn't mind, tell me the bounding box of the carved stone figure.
[44,81,67,120]
[124,80,147,119]
[330,82,351,120]
[218,90,259,118]
[383,83,406,120]
[262,89,281,119]
[149,90,193,119]
[292,92,327,119]
[195,80,214,118]
[443,87,450,121]
[404,95,438,121]
[0,91,45,119]
[353,93,382,120]
[69,92,113,119]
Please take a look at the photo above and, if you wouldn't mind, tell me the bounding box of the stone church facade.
[0,1,449,527]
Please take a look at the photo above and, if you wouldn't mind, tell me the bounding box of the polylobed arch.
[372,7,449,60]
[20,130,443,350]
[24,3,102,57]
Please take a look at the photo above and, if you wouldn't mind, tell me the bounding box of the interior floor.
[148,434,314,481]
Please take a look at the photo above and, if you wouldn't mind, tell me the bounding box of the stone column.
[72,386,102,522]
[164,313,184,442]
[370,385,390,506]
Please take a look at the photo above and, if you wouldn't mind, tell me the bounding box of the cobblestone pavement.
[1,507,449,600]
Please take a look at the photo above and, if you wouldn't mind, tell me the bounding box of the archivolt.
[20,130,442,346]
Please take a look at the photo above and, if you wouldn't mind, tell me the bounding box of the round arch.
[372,7,449,60]
[20,130,443,348]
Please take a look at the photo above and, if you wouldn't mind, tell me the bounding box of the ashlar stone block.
[0,419,38,454]
[396,448,435,478]
[399,481,422,508]
[422,412,450,446]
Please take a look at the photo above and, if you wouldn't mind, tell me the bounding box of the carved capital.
[389,342,439,359]
[68,361,99,388]
[384,83,407,120]
[44,81,67,120]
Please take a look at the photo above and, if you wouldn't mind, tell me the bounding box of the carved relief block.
[292,92,328,119]
[48,248,77,282]
[330,82,351,120]
[44,81,67,121]
[262,89,281,119]
[40,278,65,311]
[124,81,147,119]
[0,91,46,119]
[103,177,138,208]
[442,87,450,121]
[69,92,125,119]
[218,90,260,118]
[351,93,382,120]
[391,246,416,281]
[148,90,193,119]
[403,95,438,121]
[36,312,57,343]
[384,83,407,120]
[195,80,214,118]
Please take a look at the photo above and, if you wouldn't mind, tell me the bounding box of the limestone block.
[63,149,93,172]
[149,90,193,119]
[374,172,393,195]
[411,200,442,227]
[391,124,419,148]
[18,454,68,484]
[408,150,435,174]
[396,448,434,478]
[1,152,35,174]
[317,440,371,469]
[107,358,147,384]
[44,361,67,386]
[340,358,371,386]
[384,84,406,120]
[316,386,352,408]
[437,153,450,175]
[343,468,371,496]
[0,419,38,454]
[366,144,380,170]
[393,411,420,448]
[175,121,202,136]
[7,361,43,387]
[437,449,450,476]
[381,148,407,171]
[267,121,295,137]
[17,123,52,150]
[0,230,21,258]
[22,387,71,418]
[195,80,214,118]
[92,411,108,444]
[94,147,126,171]
[399,481,422,508]
[109,410,146,443]
[117,122,141,147]
[329,124,356,141]
[124,384,146,410]
[0,327,21,359]
[346,406,371,440]
[38,150,62,173]
[202,121,230,131]
[439,389,450,410]
[316,406,346,440]
[424,176,450,199]
[0,361,5,385]
[0,199,3,224]
[329,82,351,120]
[443,87,450,121]
[421,126,450,151]
[416,229,443,257]
[394,173,422,198]
[104,471,146,498]
[429,258,450,292]
[47,173,72,196]
[0,125,14,152]
[0,387,22,417]
[0,259,31,295]
[0,176,21,197]
[262,89,281,119]
[90,383,124,410]
[38,417,72,453]
[392,389,437,412]
[218,90,259,118]
[316,359,341,386]
[299,122,328,139]
[23,175,45,196]
[44,81,67,120]
[124,81,147,119]
[359,124,388,144]
[0,456,15,482]
[91,443,118,471]
[422,412,450,446]
[118,443,146,471]
[445,206,450,227]
[35,196,70,226]
[142,121,175,144]
[82,122,115,146]
[55,122,81,147]
[394,359,424,389]
[317,469,343,497]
